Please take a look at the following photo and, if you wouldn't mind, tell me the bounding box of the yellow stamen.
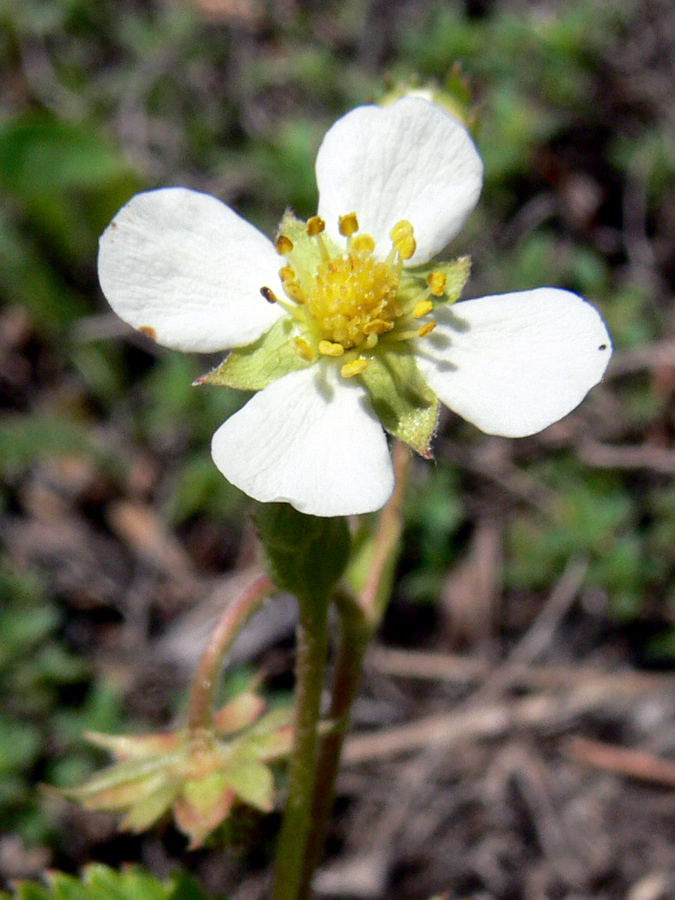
[413,299,434,319]
[427,270,447,296]
[279,265,295,282]
[418,322,436,338]
[276,235,293,255]
[318,340,345,357]
[306,216,326,236]
[283,280,306,303]
[292,337,315,361]
[351,234,375,253]
[338,212,359,237]
[341,358,369,378]
[390,220,417,260]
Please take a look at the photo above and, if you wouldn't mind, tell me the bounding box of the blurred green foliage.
[0,567,123,842]
[0,865,215,900]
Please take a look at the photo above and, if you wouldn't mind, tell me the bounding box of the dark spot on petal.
[599,343,608,350]
[138,326,157,340]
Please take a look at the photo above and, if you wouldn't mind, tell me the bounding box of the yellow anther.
[413,299,434,319]
[292,337,315,362]
[260,286,279,303]
[276,235,293,255]
[338,212,359,237]
[318,340,345,357]
[363,318,394,335]
[283,280,306,303]
[351,234,375,254]
[427,270,447,296]
[364,333,379,349]
[341,358,369,378]
[306,216,326,237]
[418,322,436,338]
[397,234,416,260]
[279,266,295,282]
[390,220,412,240]
[390,219,416,260]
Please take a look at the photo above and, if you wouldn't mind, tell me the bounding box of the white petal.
[416,289,612,437]
[316,97,483,265]
[98,188,284,352]
[211,365,394,517]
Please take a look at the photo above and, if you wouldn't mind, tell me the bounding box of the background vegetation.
[2,0,675,897]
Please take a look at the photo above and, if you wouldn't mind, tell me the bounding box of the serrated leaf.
[214,691,266,736]
[66,755,179,809]
[85,731,181,761]
[225,762,274,812]
[199,316,309,391]
[360,349,439,457]
[121,783,179,832]
[238,707,294,761]
[174,775,236,848]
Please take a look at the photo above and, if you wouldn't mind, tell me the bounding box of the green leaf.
[225,761,274,812]
[5,883,50,900]
[122,783,180,832]
[45,872,91,900]
[201,316,309,391]
[166,872,216,900]
[65,754,179,810]
[0,865,218,900]
[360,349,439,458]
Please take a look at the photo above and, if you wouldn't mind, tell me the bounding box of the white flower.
[98,98,611,518]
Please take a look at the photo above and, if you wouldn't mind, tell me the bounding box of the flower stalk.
[187,574,274,734]
[271,588,331,900]
[296,440,412,898]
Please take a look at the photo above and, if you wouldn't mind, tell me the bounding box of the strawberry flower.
[99,98,611,517]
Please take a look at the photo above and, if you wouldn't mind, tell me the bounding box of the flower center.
[305,237,400,351]
[263,213,446,378]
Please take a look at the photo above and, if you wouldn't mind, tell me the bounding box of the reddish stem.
[186,573,274,734]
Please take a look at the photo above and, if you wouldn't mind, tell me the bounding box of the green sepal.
[277,209,342,272]
[401,255,472,306]
[436,255,472,303]
[198,316,309,392]
[255,504,351,603]
[360,349,439,458]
